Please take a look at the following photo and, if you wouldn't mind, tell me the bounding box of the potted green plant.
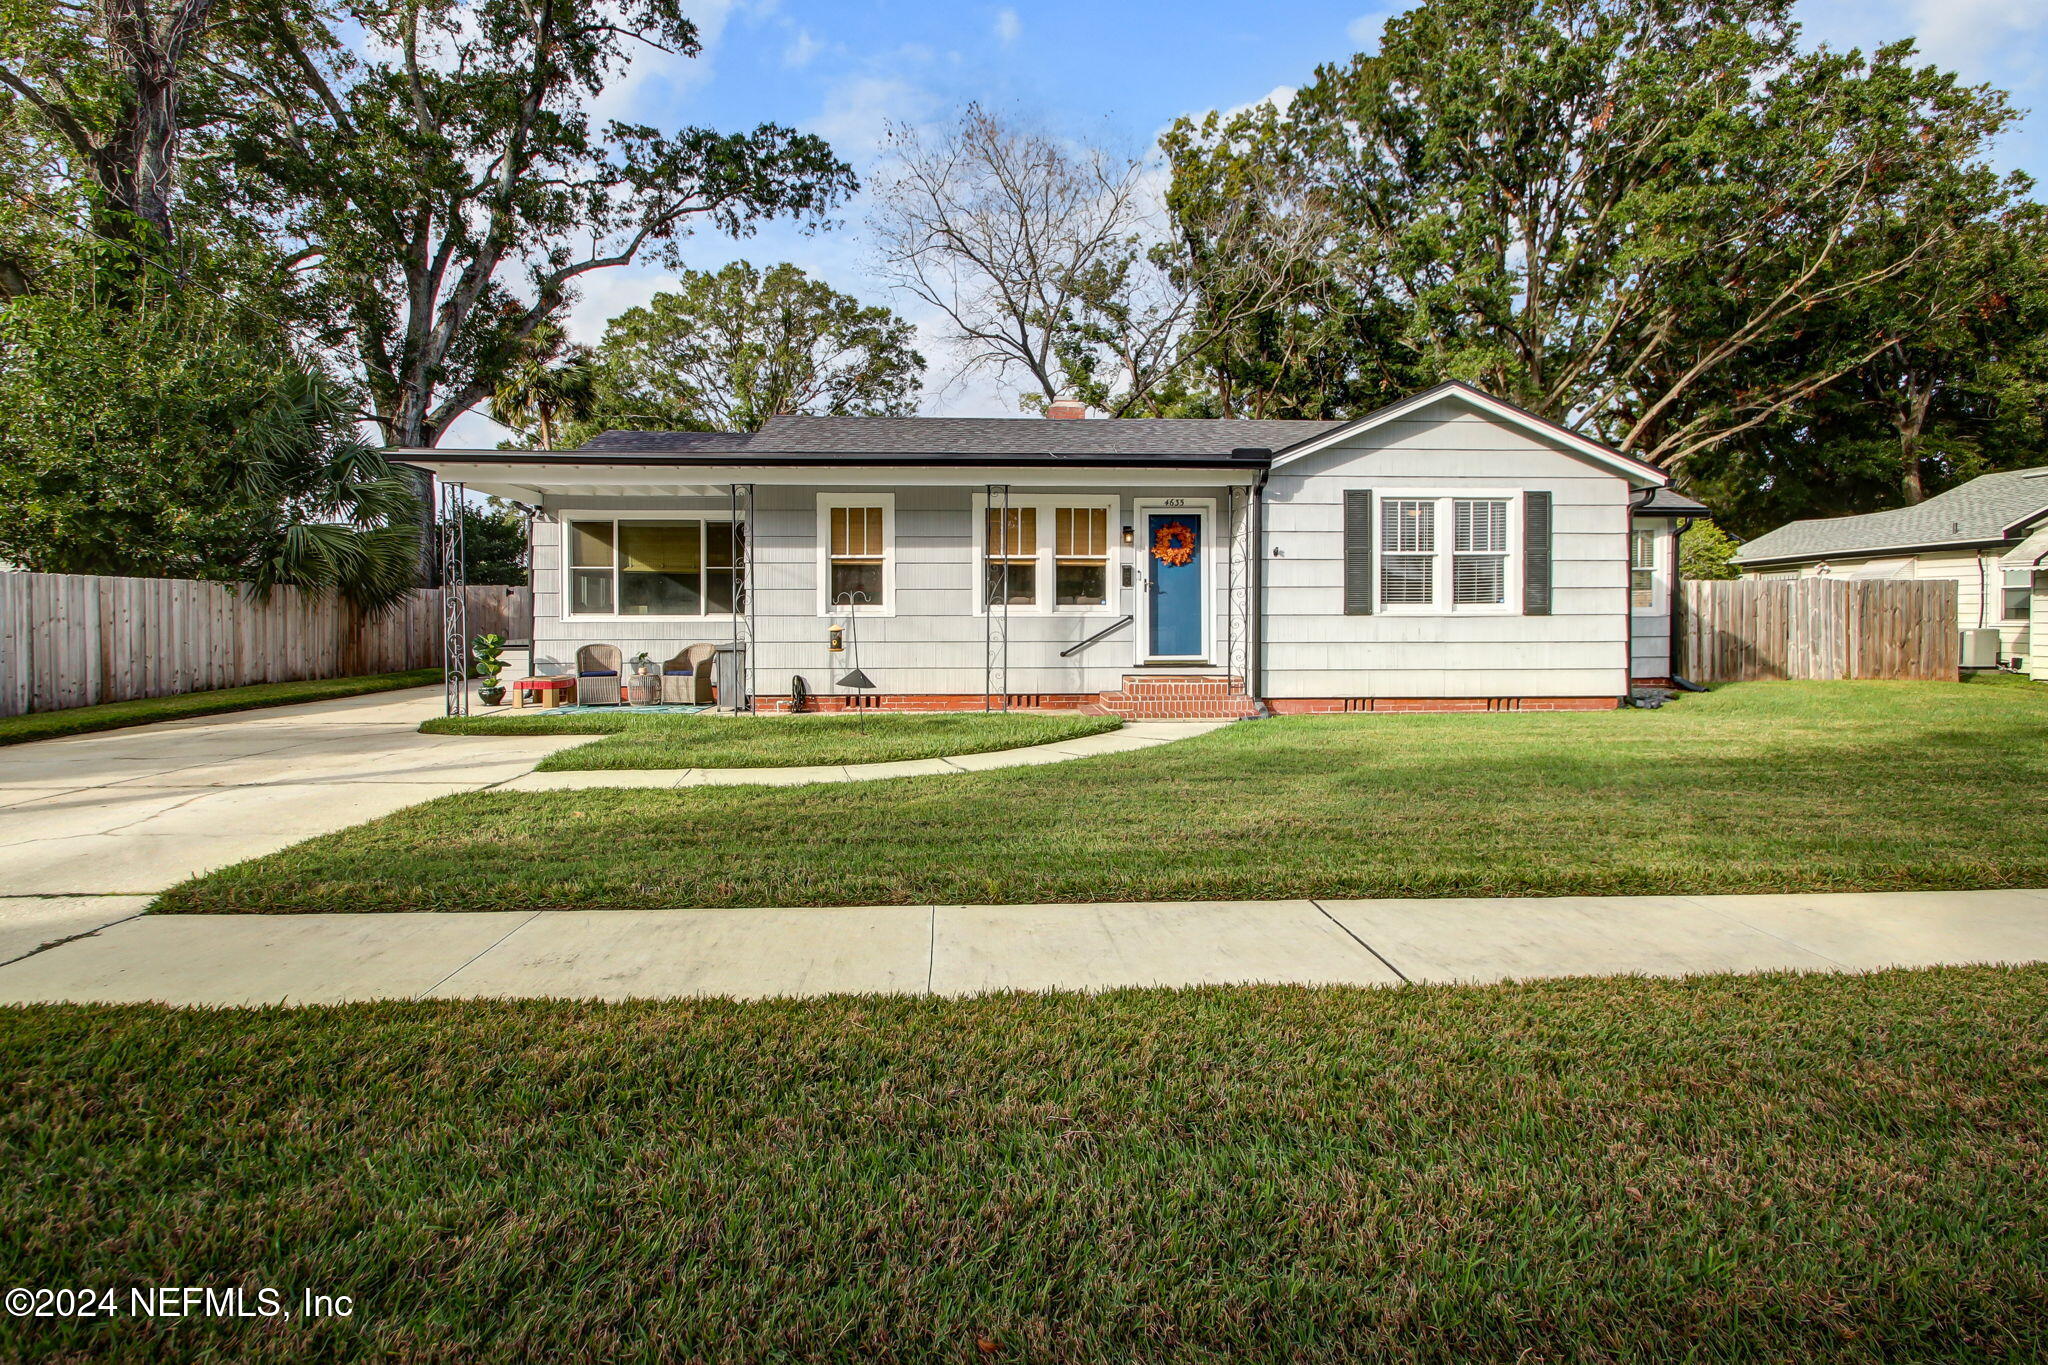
[472,632,509,705]
[626,651,660,706]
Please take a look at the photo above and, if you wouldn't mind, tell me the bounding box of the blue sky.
[446,0,2048,445]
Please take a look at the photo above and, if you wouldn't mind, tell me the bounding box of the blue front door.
[1147,512,1204,658]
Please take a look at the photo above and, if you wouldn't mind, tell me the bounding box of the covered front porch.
[408,456,1263,720]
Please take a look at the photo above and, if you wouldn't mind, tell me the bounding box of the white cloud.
[1346,7,1403,53]
[1225,84,1296,119]
[783,27,821,68]
[994,8,1021,46]
[1905,0,2046,71]
[585,0,739,128]
[809,75,938,158]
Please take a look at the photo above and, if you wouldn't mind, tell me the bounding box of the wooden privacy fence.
[1678,578,1959,683]
[0,572,530,717]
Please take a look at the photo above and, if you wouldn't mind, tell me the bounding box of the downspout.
[1671,514,1693,685]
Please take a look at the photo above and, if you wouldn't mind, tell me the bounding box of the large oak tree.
[219,0,856,455]
[1162,0,2032,473]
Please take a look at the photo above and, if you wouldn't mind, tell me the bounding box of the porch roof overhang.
[388,451,1263,503]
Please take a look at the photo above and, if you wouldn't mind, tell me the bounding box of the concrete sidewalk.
[2,888,2043,1006]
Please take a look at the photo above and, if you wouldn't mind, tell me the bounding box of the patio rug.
[529,704,711,716]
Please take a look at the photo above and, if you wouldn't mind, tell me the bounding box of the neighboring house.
[1731,466,2048,673]
[396,382,1706,717]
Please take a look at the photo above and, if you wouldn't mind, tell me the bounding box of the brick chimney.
[1045,399,1089,419]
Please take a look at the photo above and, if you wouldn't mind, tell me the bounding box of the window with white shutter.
[1373,491,1523,614]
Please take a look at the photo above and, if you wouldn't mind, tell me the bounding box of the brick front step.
[1096,674,1259,721]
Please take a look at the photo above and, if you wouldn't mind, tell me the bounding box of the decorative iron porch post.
[728,482,756,712]
[439,478,468,717]
[1226,485,1252,697]
[984,483,1011,711]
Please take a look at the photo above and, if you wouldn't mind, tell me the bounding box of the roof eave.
[388,449,1271,470]
[1732,535,2017,567]
[1266,380,1668,485]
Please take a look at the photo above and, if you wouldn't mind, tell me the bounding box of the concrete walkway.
[2,888,2042,1006]
[493,719,1224,791]
[0,686,1219,906]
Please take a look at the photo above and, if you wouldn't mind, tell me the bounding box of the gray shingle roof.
[1636,488,1711,517]
[573,415,1345,461]
[1732,467,2048,564]
[577,430,752,453]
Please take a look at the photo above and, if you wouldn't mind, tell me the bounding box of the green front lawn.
[157,680,2048,914]
[4,966,2044,1362]
[0,669,443,747]
[418,710,1121,769]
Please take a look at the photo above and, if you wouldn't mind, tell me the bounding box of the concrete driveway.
[0,686,587,950]
[0,689,1219,960]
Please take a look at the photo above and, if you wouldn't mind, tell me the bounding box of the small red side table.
[511,676,575,710]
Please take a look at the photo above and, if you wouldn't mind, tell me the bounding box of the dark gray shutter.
[1343,490,1374,615]
[1523,491,1553,616]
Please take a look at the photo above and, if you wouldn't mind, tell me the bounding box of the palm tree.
[235,367,423,612]
[490,342,600,449]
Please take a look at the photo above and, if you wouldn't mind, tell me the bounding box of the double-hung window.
[826,502,890,610]
[1453,499,1511,606]
[984,506,1038,607]
[2004,568,2034,621]
[1380,499,1437,606]
[976,496,1119,612]
[1054,506,1110,606]
[566,518,739,617]
[1378,493,1518,612]
[1630,528,1659,608]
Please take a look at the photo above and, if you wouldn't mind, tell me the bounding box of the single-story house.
[1731,466,2048,675]
[395,382,1707,717]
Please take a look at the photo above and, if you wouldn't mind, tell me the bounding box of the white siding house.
[1732,467,2048,671]
[399,384,1700,717]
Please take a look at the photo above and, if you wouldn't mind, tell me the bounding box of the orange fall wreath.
[1152,521,1197,566]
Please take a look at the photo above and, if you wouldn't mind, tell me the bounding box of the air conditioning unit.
[1960,628,2001,670]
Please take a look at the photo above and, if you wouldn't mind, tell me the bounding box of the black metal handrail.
[1059,614,1135,658]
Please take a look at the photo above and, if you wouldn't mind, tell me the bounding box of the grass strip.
[3,965,2043,1362]
[0,669,443,747]
[160,680,2048,913]
[417,710,1121,770]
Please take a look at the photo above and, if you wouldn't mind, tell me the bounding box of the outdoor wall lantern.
[1122,525,1135,546]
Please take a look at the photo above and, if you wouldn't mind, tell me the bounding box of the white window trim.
[2002,567,2035,622]
[558,510,744,623]
[1630,522,1669,615]
[970,493,1123,617]
[1375,489,1523,616]
[816,493,897,617]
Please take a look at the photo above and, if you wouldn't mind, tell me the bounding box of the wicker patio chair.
[660,643,718,705]
[575,643,623,706]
